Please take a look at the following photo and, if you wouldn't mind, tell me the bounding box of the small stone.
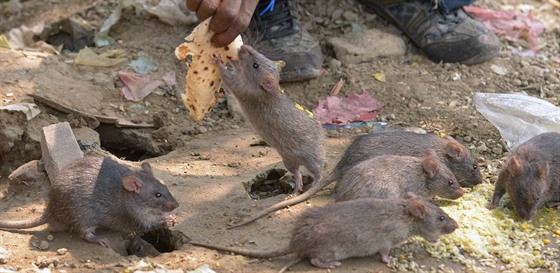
[342,11,358,21]
[512,78,522,86]
[197,126,208,134]
[231,125,240,129]
[46,234,54,241]
[0,247,11,264]
[463,135,472,143]
[328,28,406,63]
[492,147,502,155]
[331,9,343,20]
[39,240,49,250]
[328,58,342,70]
[57,248,67,255]
[477,143,488,152]
[228,162,240,168]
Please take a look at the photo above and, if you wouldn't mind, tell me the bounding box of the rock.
[331,9,343,21]
[57,248,68,255]
[72,127,100,146]
[328,58,342,70]
[47,234,54,241]
[328,28,406,64]
[40,122,84,181]
[477,142,488,152]
[342,10,358,21]
[39,240,49,250]
[8,160,45,183]
[197,126,208,134]
[0,247,11,264]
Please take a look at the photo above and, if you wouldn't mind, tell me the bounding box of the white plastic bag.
[473,92,560,150]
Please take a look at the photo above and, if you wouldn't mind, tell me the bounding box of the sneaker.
[246,0,322,82]
[357,0,500,65]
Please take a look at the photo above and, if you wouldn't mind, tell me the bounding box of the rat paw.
[310,258,341,269]
[487,202,498,210]
[212,54,222,65]
[162,215,178,227]
[380,254,395,264]
[83,231,111,248]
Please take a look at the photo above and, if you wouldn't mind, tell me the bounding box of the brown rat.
[334,149,464,202]
[215,45,326,196]
[231,130,479,228]
[0,156,179,247]
[191,192,458,272]
[489,132,560,220]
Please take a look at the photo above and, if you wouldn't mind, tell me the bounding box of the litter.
[473,92,560,149]
[312,91,384,125]
[74,47,127,66]
[5,24,61,54]
[129,57,158,74]
[138,0,198,26]
[0,103,40,121]
[118,71,175,101]
[187,264,216,273]
[464,6,545,50]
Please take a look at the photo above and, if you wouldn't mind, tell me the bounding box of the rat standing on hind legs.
[213,45,326,218]
[0,156,179,247]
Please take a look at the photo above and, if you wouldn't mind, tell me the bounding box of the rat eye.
[439,216,445,221]
[473,164,478,170]
[155,193,162,198]
[448,180,454,186]
[253,63,259,69]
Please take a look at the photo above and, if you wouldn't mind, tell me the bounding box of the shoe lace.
[426,0,462,24]
[252,0,300,41]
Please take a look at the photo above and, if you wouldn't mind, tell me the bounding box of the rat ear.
[259,76,281,93]
[122,176,144,193]
[141,162,153,174]
[407,199,427,219]
[507,157,522,177]
[421,149,437,158]
[445,141,464,162]
[422,158,438,178]
[537,161,549,180]
[443,135,455,141]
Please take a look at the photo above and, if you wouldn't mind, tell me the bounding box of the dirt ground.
[1,0,560,272]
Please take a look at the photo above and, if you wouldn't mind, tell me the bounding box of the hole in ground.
[126,228,190,258]
[245,168,314,200]
[95,124,167,161]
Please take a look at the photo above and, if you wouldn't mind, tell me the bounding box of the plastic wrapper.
[473,92,560,149]
[74,47,127,66]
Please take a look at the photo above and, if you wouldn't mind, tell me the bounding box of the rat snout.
[516,207,535,221]
[453,188,465,199]
[163,198,179,212]
[443,218,459,234]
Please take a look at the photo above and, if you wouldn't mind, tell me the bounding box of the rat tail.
[228,171,339,229]
[0,212,48,229]
[190,241,292,258]
[278,257,304,273]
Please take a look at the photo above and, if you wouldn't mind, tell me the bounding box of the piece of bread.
[175,18,243,121]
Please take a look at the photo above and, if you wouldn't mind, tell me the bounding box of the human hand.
[186,0,260,47]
